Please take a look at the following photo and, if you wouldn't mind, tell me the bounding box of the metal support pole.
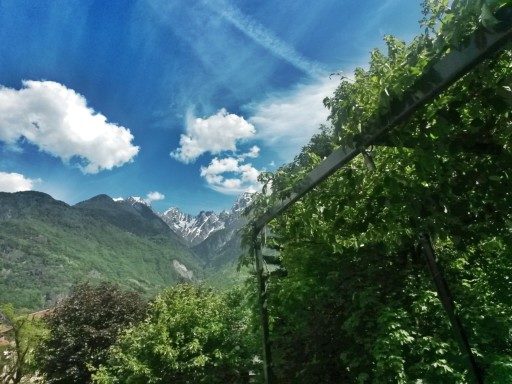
[419,233,483,384]
[253,226,273,384]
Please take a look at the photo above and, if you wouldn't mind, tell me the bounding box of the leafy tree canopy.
[36,282,147,384]
[93,285,257,384]
[0,304,47,384]
[246,1,512,382]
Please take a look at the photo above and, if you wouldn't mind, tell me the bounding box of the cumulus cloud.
[0,172,40,192]
[171,108,255,163]
[0,80,139,173]
[248,77,338,161]
[170,76,340,195]
[146,191,165,202]
[200,156,261,195]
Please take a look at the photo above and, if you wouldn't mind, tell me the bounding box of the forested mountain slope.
[0,191,202,310]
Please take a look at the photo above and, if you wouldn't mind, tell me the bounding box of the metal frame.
[250,21,512,384]
[253,229,274,383]
[419,234,483,384]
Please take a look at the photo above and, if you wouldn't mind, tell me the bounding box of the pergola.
[249,13,512,384]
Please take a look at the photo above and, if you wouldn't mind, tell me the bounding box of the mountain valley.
[0,191,251,310]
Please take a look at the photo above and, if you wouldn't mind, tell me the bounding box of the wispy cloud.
[144,0,330,117]
[203,0,326,78]
[144,0,276,111]
[247,76,339,162]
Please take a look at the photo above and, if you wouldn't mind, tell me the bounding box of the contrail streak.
[203,0,326,78]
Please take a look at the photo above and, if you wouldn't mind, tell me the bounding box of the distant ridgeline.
[0,191,251,310]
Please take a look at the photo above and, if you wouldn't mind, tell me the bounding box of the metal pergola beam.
[253,23,512,233]
[251,19,512,384]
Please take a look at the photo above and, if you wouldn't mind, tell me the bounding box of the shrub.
[36,282,146,383]
[93,285,256,384]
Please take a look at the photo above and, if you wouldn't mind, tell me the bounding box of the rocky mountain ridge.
[159,208,224,246]
[0,190,253,309]
[158,193,253,248]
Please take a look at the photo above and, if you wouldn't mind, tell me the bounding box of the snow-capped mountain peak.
[159,192,254,247]
[230,192,253,215]
[126,196,150,206]
[159,208,224,246]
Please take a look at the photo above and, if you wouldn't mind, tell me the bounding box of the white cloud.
[246,145,260,158]
[114,191,166,205]
[248,77,338,161]
[146,191,165,202]
[0,172,39,192]
[238,145,260,160]
[205,0,326,78]
[200,156,261,195]
[170,76,340,195]
[0,80,139,173]
[171,108,255,163]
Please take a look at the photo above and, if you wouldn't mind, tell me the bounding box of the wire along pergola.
[249,14,512,384]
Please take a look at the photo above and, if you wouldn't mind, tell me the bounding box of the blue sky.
[0,0,422,214]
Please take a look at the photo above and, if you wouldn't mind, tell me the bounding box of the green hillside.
[193,226,243,269]
[0,192,203,310]
[192,216,249,289]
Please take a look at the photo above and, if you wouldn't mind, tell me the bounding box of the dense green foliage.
[35,283,147,384]
[2,2,512,383]
[246,1,512,382]
[0,304,47,383]
[0,192,202,310]
[93,285,257,384]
